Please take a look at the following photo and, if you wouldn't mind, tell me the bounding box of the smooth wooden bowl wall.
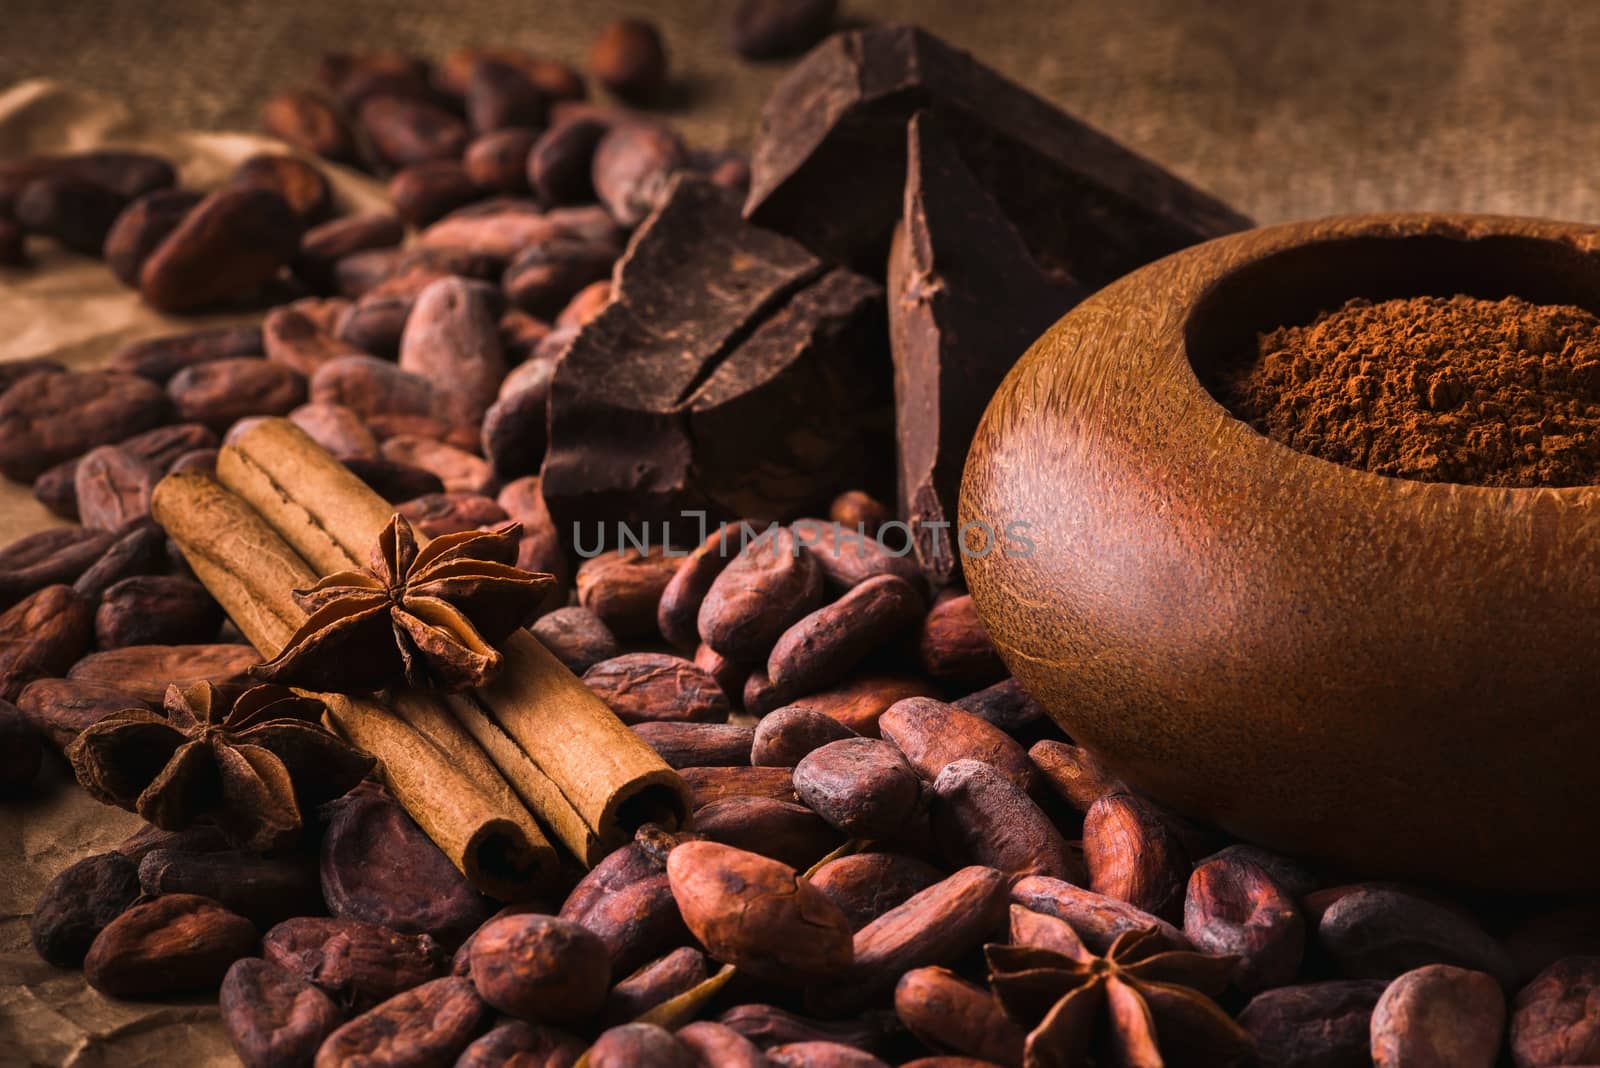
[961,213,1600,891]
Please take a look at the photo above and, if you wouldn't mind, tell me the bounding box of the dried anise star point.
[65,680,374,852]
[986,905,1255,1068]
[254,514,553,693]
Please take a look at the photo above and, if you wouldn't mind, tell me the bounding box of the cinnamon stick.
[150,470,558,898]
[216,418,691,863]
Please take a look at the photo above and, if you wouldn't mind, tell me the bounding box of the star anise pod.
[985,905,1255,1068]
[254,514,554,694]
[66,681,374,851]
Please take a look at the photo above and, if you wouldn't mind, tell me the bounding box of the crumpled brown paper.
[1,79,389,1067]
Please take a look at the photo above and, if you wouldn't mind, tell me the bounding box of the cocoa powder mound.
[1218,294,1600,487]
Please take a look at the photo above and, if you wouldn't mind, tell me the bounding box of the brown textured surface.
[6,0,1600,226]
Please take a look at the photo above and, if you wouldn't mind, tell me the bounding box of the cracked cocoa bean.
[264,916,448,1011]
[1184,852,1304,992]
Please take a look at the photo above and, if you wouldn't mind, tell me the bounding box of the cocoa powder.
[1219,294,1600,487]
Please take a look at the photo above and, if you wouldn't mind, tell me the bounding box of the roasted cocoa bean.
[0,698,43,795]
[1027,740,1126,812]
[297,213,404,291]
[1,151,173,208]
[467,58,548,135]
[95,574,220,648]
[0,527,113,605]
[699,527,829,665]
[457,1022,584,1068]
[468,913,609,1023]
[793,738,923,838]
[498,308,552,362]
[389,160,482,226]
[0,358,65,392]
[667,841,852,983]
[794,518,923,592]
[289,402,380,460]
[464,127,539,193]
[894,966,1025,1068]
[933,759,1082,882]
[72,445,156,531]
[71,520,167,601]
[380,435,493,495]
[1319,886,1514,986]
[1370,964,1504,1068]
[677,1020,773,1068]
[17,677,143,750]
[696,644,750,703]
[570,872,687,978]
[531,606,621,674]
[592,119,688,226]
[437,46,585,104]
[321,788,493,945]
[730,0,837,59]
[1510,956,1600,1068]
[693,796,841,871]
[68,642,258,705]
[1081,793,1189,922]
[916,594,1005,688]
[827,491,889,536]
[604,945,709,1024]
[168,356,307,432]
[503,236,618,318]
[83,893,257,997]
[589,17,668,100]
[397,276,507,426]
[809,852,944,932]
[265,916,448,1012]
[30,851,141,966]
[264,305,368,376]
[14,174,129,254]
[104,189,204,285]
[768,1042,888,1068]
[743,669,793,718]
[529,118,608,206]
[220,957,343,1068]
[561,842,662,925]
[655,526,742,651]
[311,355,442,422]
[314,975,487,1068]
[333,248,407,298]
[1,585,94,702]
[577,545,683,638]
[879,697,1036,793]
[123,421,222,471]
[953,678,1045,733]
[358,95,470,169]
[682,765,796,810]
[0,370,169,481]
[768,574,923,694]
[140,188,302,312]
[0,215,23,265]
[1009,875,1190,955]
[32,457,81,519]
[139,848,322,926]
[107,325,264,383]
[346,457,445,503]
[633,720,754,768]
[556,279,611,328]
[718,1004,890,1054]
[396,492,508,537]
[1237,980,1389,1068]
[1178,853,1304,994]
[589,1023,698,1068]
[231,153,332,223]
[335,293,412,358]
[117,823,231,862]
[584,653,731,724]
[495,475,568,601]
[260,89,360,165]
[320,50,432,109]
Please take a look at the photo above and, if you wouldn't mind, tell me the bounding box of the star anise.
[66,681,374,851]
[985,905,1256,1068]
[254,514,554,693]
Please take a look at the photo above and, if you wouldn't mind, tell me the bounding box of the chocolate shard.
[889,112,1079,586]
[744,24,1251,285]
[542,175,889,532]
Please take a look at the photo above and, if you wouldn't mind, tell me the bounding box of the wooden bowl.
[961,213,1600,891]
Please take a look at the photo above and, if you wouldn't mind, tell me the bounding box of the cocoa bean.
[813,866,1008,1013]
[73,445,156,531]
[1237,980,1389,1068]
[0,358,65,392]
[589,18,668,101]
[932,759,1082,882]
[221,957,343,1068]
[1510,956,1600,1068]
[576,545,683,638]
[389,160,482,226]
[495,476,568,602]
[1206,843,1320,899]
[314,975,487,1068]
[334,248,407,298]
[464,127,539,193]
[666,841,852,983]
[468,913,609,1024]
[14,174,129,254]
[794,518,922,592]
[894,966,1024,1068]
[0,697,43,795]
[68,642,258,706]
[555,279,611,328]
[718,1004,890,1054]
[916,594,1005,687]
[345,457,444,502]
[17,677,145,750]
[1,151,173,210]
[499,309,552,361]
[1318,886,1514,987]
[1370,964,1504,1068]
[456,1021,584,1068]
[231,153,332,223]
[380,435,493,495]
[589,1023,698,1068]
[1027,740,1126,811]
[289,402,380,460]
[633,721,754,768]
[879,697,1036,792]
[297,213,404,291]
[0,370,169,481]
[657,525,744,651]
[320,50,432,110]
[953,678,1045,733]
[467,58,548,135]
[1,585,93,702]
[321,787,493,945]
[743,670,793,718]
[696,644,750,703]
[123,421,223,470]
[560,841,663,924]
[529,118,608,206]
[693,796,841,871]
[1082,793,1189,922]
[265,916,448,1012]
[29,851,141,966]
[768,1043,888,1068]
[1504,905,1600,985]
[260,89,360,165]
[604,945,709,1023]
[793,738,922,839]
[416,207,572,261]
[682,765,796,810]
[592,119,688,226]
[358,94,470,168]
[1183,853,1304,993]
[730,0,837,59]
[107,325,264,383]
[168,356,307,432]
[699,527,826,663]
[768,574,923,694]
[264,305,368,376]
[95,574,223,649]
[84,893,257,997]
[71,520,167,601]
[482,381,552,481]
[30,458,79,519]
[677,1021,773,1068]
[0,526,113,605]
[583,652,731,724]
[827,490,889,536]
[397,277,507,426]
[117,823,231,862]
[438,47,585,104]
[503,236,618,318]
[396,491,508,537]
[104,189,204,285]
[809,852,943,932]
[311,356,442,422]
[335,292,412,358]
[570,872,689,981]
[1009,875,1190,955]
[0,216,22,265]
[140,187,302,312]
[530,607,621,674]
[139,848,322,926]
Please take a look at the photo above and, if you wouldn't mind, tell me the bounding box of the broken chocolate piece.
[888,112,1077,585]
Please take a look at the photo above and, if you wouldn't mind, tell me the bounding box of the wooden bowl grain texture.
[960,213,1600,891]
